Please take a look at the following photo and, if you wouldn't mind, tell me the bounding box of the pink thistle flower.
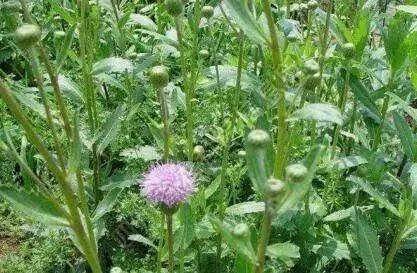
[141,163,195,208]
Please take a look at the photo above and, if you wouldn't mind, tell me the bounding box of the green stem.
[157,212,165,273]
[263,0,287,179]
[157,86,170,162]
[254,202,274,273]
[382,221,406,273]
[166,212,174,273]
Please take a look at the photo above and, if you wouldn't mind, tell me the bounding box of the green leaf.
[128,234,157,249]
[312,238,350,261]
[287,103,343,125]
[92,57,134,75]
[349,74,381,123]
[120,145,161,161]
[130,13,157,31]
[225,201,265,215]
[352,210,383,273]
[94,105,126,154]
[330,155,368,171]
[46,0,76,25]
[349,176,400,217]
[393,111,417,160]
[100,173,137,191]
[224,0,268,45]
[56,25,76,71]
[92,188,123,222]
[234,252,254,273]
[266,242,300,267]
[352,9,371,58]
[316,8,351,44]
[204,174,221,199]
[0,185,69,227]
[179,203,195,249]
[57,75,84,103]
[397,5,417,15]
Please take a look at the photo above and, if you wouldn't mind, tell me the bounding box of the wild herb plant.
[2,1,417,273]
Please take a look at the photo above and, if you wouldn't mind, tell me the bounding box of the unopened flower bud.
[164,0,183,17]
[285,164,308,183]
[110,267,123,273]
[232,223,249,238]
[237,150,246,159]
[303,59,319,75]
[267,178,285,198]
[342,43,355,59]
[307,0,319,9]
[193,145,205,161]
[199,49,210,60]
[15,24,41,48]
[247,129,271,149]
[201,5,214,19]
[149,65,169,89]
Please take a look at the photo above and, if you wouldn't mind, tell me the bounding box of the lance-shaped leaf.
[266,242,300,267]
[0,185,70,227]
[92,188,123,222]
[224,0,268,45]
[393,111,417,160]
[94,104,126,154]
[129,234,157,249]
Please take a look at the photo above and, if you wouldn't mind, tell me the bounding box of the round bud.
[193,145,205,161]
[303,59,320,75]
[237,150,246,159]
[294,71,303,82]
[247,129,271,149]
[342,43,355,59]
[2,1,21,12]
[15,24,41,48]
[201,5,214,19]
[267,178,285,198]
[285,164,308,183]
[149,65,169,89]
[110,268,123,273]
[164,0,183,17]
[198,49,210,60]
[307,0,319,9]
[304,72,321,89]
[232,223,249,238]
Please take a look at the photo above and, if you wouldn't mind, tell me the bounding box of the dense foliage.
[1,0,417,273]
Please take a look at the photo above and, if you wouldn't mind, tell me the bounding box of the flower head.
[141,163,195,208]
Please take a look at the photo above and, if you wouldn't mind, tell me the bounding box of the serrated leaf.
[120,145,161,161]
[92,188,123,222]
[312,238,350,261]
[287,103,343,125]
[331,156,368,171]
[0,185,69,226]
[130,13,157,31]
[94,105,126,154]
[352,210,383,273]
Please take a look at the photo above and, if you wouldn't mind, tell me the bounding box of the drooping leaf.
[287,103,343,125]
[100,173,137,191]
[223,0,268,45]
[0,185,69,226]
[266,242,300,267]
[393,111,417,160]
[129,234,157,249]
[92,57,134,75]
[349,74,381,123]
[130,13,157,31]
[94,104,126,154]
[225,201,265,215]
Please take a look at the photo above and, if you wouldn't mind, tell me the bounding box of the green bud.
[247,129,271,149]
[54,30,66,40]
[164,0,183,17]
[193,145,205,161]
[267,178,285,198]
[15,24,42,48]
[303,59,320,75]
[149,65,169,89]
[2,1,21,12]
[198,49,210,60]
[307,0,319,9]
[232,223,249,238]
[201,5,214,19]
[110,267,123,273]
[294,71,303,82]
[285,164,308,183]
[342,43,355,59]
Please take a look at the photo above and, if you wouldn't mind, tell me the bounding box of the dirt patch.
[0,236,21,260]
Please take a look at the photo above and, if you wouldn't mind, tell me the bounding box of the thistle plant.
[141,163,195,273]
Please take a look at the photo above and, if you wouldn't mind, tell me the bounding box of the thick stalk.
[263,0,287,179]
[382,219,407,273]
[157,86,170,162]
